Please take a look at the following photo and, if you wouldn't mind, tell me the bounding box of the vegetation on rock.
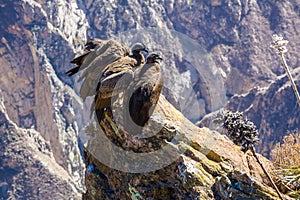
[216,110,259,152]
[271,130,300,198]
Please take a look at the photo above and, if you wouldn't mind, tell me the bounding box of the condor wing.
[67,39,130,101]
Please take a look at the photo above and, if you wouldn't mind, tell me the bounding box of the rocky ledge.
[83,96,291,199]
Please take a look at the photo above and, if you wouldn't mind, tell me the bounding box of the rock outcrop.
[83,96,291,199]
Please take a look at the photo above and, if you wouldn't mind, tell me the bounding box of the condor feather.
[123,52,163,132]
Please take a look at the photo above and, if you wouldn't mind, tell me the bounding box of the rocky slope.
[0,97,80,199]
[1,0,300,199]
[227,70,300,157]
[0,0,87,197]
[83,96,291,199]
[200,69,300,157]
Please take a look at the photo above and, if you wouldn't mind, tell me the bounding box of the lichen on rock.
[83,95,289,199]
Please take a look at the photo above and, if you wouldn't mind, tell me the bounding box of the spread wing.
[124,62,164,129]
[67,38,105,76]
[67,39,130,101]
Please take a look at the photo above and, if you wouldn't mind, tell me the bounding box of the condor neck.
[130,51,143,64]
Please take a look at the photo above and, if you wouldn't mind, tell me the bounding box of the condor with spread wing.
[66,39,148,102]
[123,52,163,132]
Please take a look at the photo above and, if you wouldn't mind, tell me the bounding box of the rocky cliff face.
[0,98,81,199]
[227,70,300,157]
[0,0,87,197]
[1,0,300,199]
[200,70,300,158]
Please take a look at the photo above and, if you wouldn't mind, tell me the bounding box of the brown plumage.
[94,57,139,111]
[67,38,149,123]
[93,43,148,121]
[123,53,163,133]
[67,38,108,76]
[66,39,131,101]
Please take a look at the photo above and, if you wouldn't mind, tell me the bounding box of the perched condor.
[67,39,148,101]
[123,52,164,133]
[94,43,148,121]
[67,38,148,121]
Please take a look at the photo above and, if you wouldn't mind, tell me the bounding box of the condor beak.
[156,55,163,60]
[143,48,149,53]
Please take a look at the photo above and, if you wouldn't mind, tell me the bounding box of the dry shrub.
[271,130,300,167]
[270,130,300,198]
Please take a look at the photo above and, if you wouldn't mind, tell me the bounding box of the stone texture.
[227,70,300,157]
[83,95,291,199]
[199,69,300,158]
[0,97,81,199]
[0,0,87,197]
